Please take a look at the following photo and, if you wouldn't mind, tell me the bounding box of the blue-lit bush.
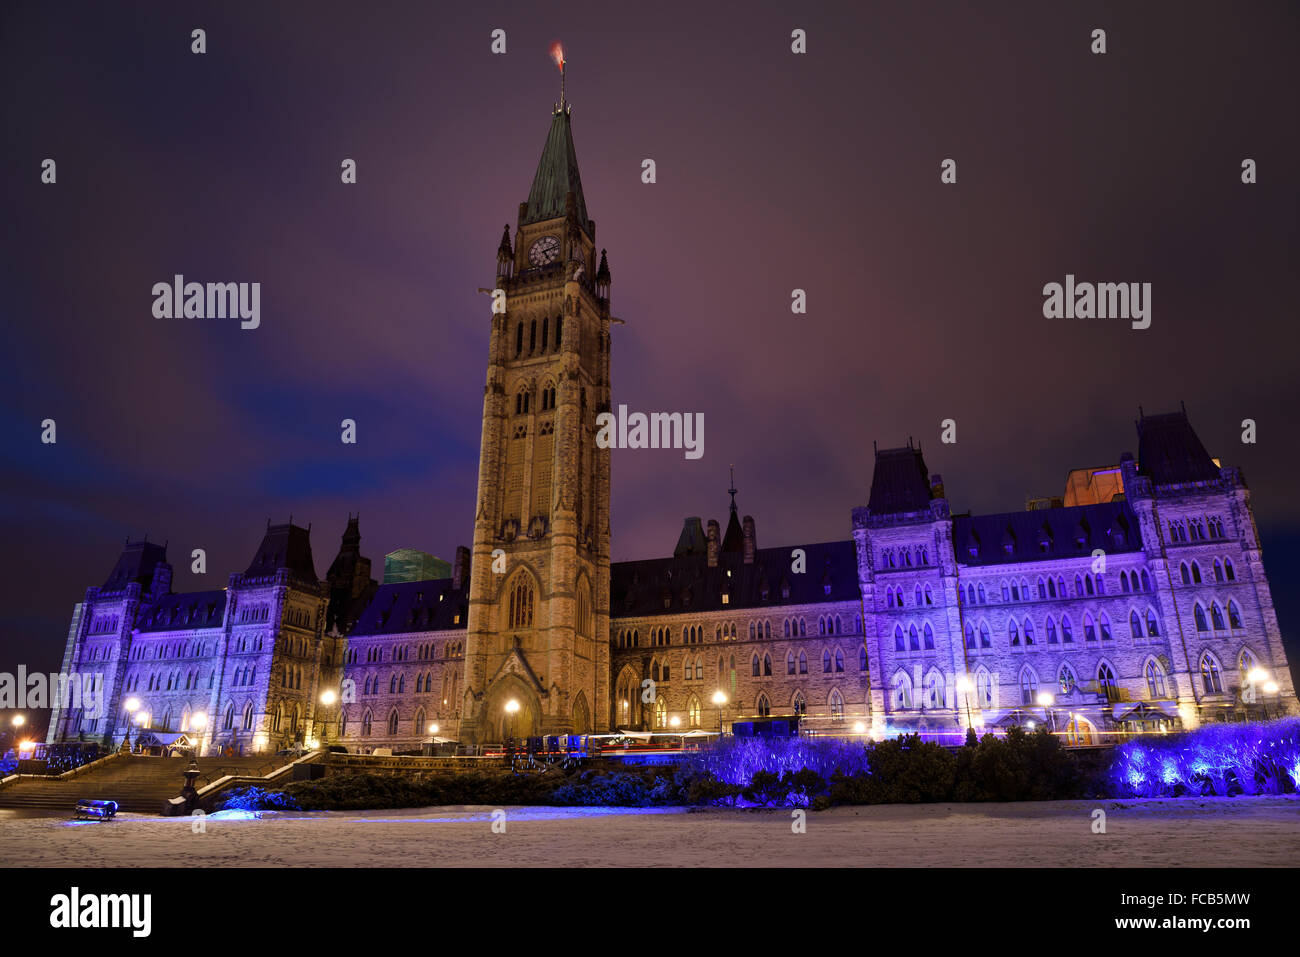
[216,786,302,811]
[691,736,869,787]
[688,729,1081,806]
[1107,717,1300,798]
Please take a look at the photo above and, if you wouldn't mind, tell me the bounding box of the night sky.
[3,2,1298,703]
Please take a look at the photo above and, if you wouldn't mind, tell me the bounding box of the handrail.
[0,750,124,791]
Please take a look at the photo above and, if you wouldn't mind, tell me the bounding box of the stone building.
[48,95,1297,754]
[50,522,339,755]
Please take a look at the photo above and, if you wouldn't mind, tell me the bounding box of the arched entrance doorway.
[483,677,541,744]
[614,666,643,730]
[572,692,591,734]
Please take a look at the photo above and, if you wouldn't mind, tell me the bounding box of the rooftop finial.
[549,41,566,111]
[728,464,738,514]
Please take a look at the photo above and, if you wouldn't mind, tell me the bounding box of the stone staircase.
[0,755,282,814]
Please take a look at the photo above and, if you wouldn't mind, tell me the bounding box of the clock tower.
[459,94,614,746]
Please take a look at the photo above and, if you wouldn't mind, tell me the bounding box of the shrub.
[1106,717,1300,798]
[216,786,301,811]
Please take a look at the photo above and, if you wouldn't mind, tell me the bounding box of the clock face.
[528,235,560,266]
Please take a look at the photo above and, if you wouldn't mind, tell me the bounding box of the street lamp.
[1244,668,1271,719]
[504,699,520,755]
[7,715,24,756]
[188,712,208,756]
[711,691,727,735]
[317,689,338,747]
[1037,691,1056,734]
[119,698,142,752]
[956,676,974,730]
[428,723,440,736]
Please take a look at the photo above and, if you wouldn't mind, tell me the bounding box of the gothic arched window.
[508,578,535,629]
[1200,654,1223,694]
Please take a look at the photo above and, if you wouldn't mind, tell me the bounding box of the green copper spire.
[522,107,590,228]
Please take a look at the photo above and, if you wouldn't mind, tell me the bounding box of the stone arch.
[483,673,542,744]
[499,563,544,632]
[614,663,642,729]
[575,572,594,642]
[571,691,591,734]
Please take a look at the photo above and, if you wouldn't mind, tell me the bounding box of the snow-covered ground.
[2,797,1297,867]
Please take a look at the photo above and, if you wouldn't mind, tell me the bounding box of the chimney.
[452,545,471,590]
[742,515,757,564]
[930,473,945,500]
[706,519,720,568]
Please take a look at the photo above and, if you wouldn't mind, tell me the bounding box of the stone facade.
[458,102,613,746]
[48,104,1298,755]
[50,523,337,756]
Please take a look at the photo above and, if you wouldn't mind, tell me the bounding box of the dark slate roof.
[244,523,318,581]
[138,590,226,632]
[326,516,362,580]
[867,446,932,515]
[721,510,744,552]
[1136,410,1219,486]
[674,517,707,557]
[522,109,590,228]
[350,579,469,636]
[611,541,859,618]
[951,502,1142,567]
[101,541,168,591]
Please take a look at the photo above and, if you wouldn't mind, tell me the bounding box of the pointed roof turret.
[596,248,611,283]
[1136,407,1218,486]
[522,107,590,229]
[722,466,744,553]
[101,540,169,592]
[244,521,318,582]
[867,441,933,515]
[674,517,707,558]
[497,224,513,258]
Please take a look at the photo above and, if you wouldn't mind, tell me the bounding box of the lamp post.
[318,689,337,748]
[189,711,208,757]
[956,676,974,731]
[1263,680,1279,721]
[1037,691,1056,735]
[120,697,141,752]
[712,691,727,736]
[504,699,520,757]
[8,714,25,757]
